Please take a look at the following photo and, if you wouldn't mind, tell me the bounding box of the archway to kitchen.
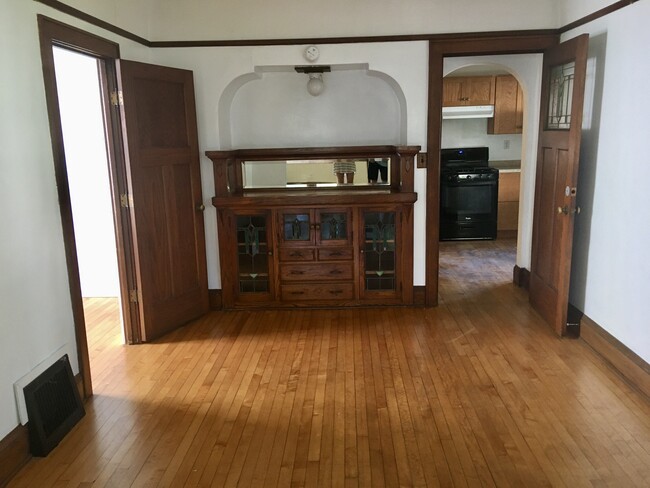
[438,54,543,303]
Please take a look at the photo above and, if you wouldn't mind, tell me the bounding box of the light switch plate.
[417,153,427,168]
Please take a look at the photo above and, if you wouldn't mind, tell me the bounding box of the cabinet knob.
[196,203,205,212]
[268,250,273,256]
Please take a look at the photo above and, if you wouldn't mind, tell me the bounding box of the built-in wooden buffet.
[206,146,419,309]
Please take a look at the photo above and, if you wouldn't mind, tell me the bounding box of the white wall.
[147,0,558,41]
[54,47,120,297]
[564,0,650,363]
[228,69,403,148]
[151,41,430,287]
[443,55,544,270]
[0,0,150,440]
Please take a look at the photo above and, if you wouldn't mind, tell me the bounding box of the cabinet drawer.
[280,263,354,282]
[318,247,353,261]
[279,248,315,262]
[281,283,354,301]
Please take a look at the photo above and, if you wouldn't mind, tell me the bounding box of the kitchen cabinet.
[442,76,495,107]
[207,145,419,309]
[497,170,521,232]
[488,75,524,134]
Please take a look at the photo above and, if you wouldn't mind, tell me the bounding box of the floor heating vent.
[23,354,85,456]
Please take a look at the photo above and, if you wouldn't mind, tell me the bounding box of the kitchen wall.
[0,0,150,441]
[563,0,650,363]
[441,119,523,161]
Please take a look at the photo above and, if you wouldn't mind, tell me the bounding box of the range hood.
[442,105,494,120]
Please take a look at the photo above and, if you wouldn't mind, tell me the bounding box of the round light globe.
[307,74,324,97]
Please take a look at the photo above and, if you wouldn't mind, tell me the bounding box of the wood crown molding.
[34,0,637,48]
[580,314,650,400]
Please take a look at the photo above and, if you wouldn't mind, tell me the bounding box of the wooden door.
[117,60,209,341]
[530,34,589,336]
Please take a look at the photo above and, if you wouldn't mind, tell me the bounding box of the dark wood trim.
[513,265,530,289]
[34,0,150,46]
[580,314,650,400]
[413,285,425,306]
[424,33,559,308]
[34,0,638,51]
[0,425,30,488]
[424,43,443,307]
[149,29,558,48]
[558,0,640,34]
[208,289,223,310]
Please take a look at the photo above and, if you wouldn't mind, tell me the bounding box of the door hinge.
[129,289,138,303]
[120,193,133,208]
[110,90,124,107]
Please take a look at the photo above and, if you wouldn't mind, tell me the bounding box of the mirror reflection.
[242,158,390,189]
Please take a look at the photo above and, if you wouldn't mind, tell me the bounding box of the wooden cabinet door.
[224,210,275,305]
[442,78,466,106]
[443,76,495,106]
[279,209,314,247]
[530,34,589,336]
[315,208,352,247]
[359,208,401,301]
[488,75,524,134]
[465,76,495,105]
[117,60,208,342]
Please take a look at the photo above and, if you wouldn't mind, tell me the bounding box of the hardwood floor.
[9,238,650,487]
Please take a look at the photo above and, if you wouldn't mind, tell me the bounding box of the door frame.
[424,33,559,306]
[37,15,141,398]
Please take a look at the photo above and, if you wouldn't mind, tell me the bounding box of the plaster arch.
[218,64,408,149]
[443,54,543,270]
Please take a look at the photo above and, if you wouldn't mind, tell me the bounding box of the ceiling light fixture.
[295,65,331,97]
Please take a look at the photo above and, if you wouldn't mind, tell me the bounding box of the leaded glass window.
[363,212,396,291]
[283,213,310,241]
[320,212,348,241]
[547,61,575,130]
[236,215,269,293]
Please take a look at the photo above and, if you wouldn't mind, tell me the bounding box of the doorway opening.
[52,46,126,369]
[438,58,536,303]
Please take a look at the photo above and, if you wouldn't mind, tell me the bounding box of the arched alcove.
[218,65,408,148]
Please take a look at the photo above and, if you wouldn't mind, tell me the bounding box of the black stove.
[439,147,499,240]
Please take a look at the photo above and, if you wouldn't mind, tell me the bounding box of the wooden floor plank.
[9,238,650,487]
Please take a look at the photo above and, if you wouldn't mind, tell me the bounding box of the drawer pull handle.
[329,252,342,256]
[290,270,304,275]
[290,291,305,295]
[329,289,343,295]
[329,270,343,275]
[289,252,303,257]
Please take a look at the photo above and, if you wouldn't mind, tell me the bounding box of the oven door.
[440,178,498,240]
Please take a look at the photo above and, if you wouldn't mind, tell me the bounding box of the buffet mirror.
[242,158,391,189]
[206,146,419,198]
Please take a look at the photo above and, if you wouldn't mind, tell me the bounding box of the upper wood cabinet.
[488,75,524,134]
[442,76,495,106]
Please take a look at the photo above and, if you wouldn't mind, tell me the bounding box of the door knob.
[196,203,205,212]
[557,205,569,214]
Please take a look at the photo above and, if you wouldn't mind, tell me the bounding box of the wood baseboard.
[580,314,650,399]
[413,285,425,306]
[513,265,530,289]
[0,424,30,488]
[208,289,223,310]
